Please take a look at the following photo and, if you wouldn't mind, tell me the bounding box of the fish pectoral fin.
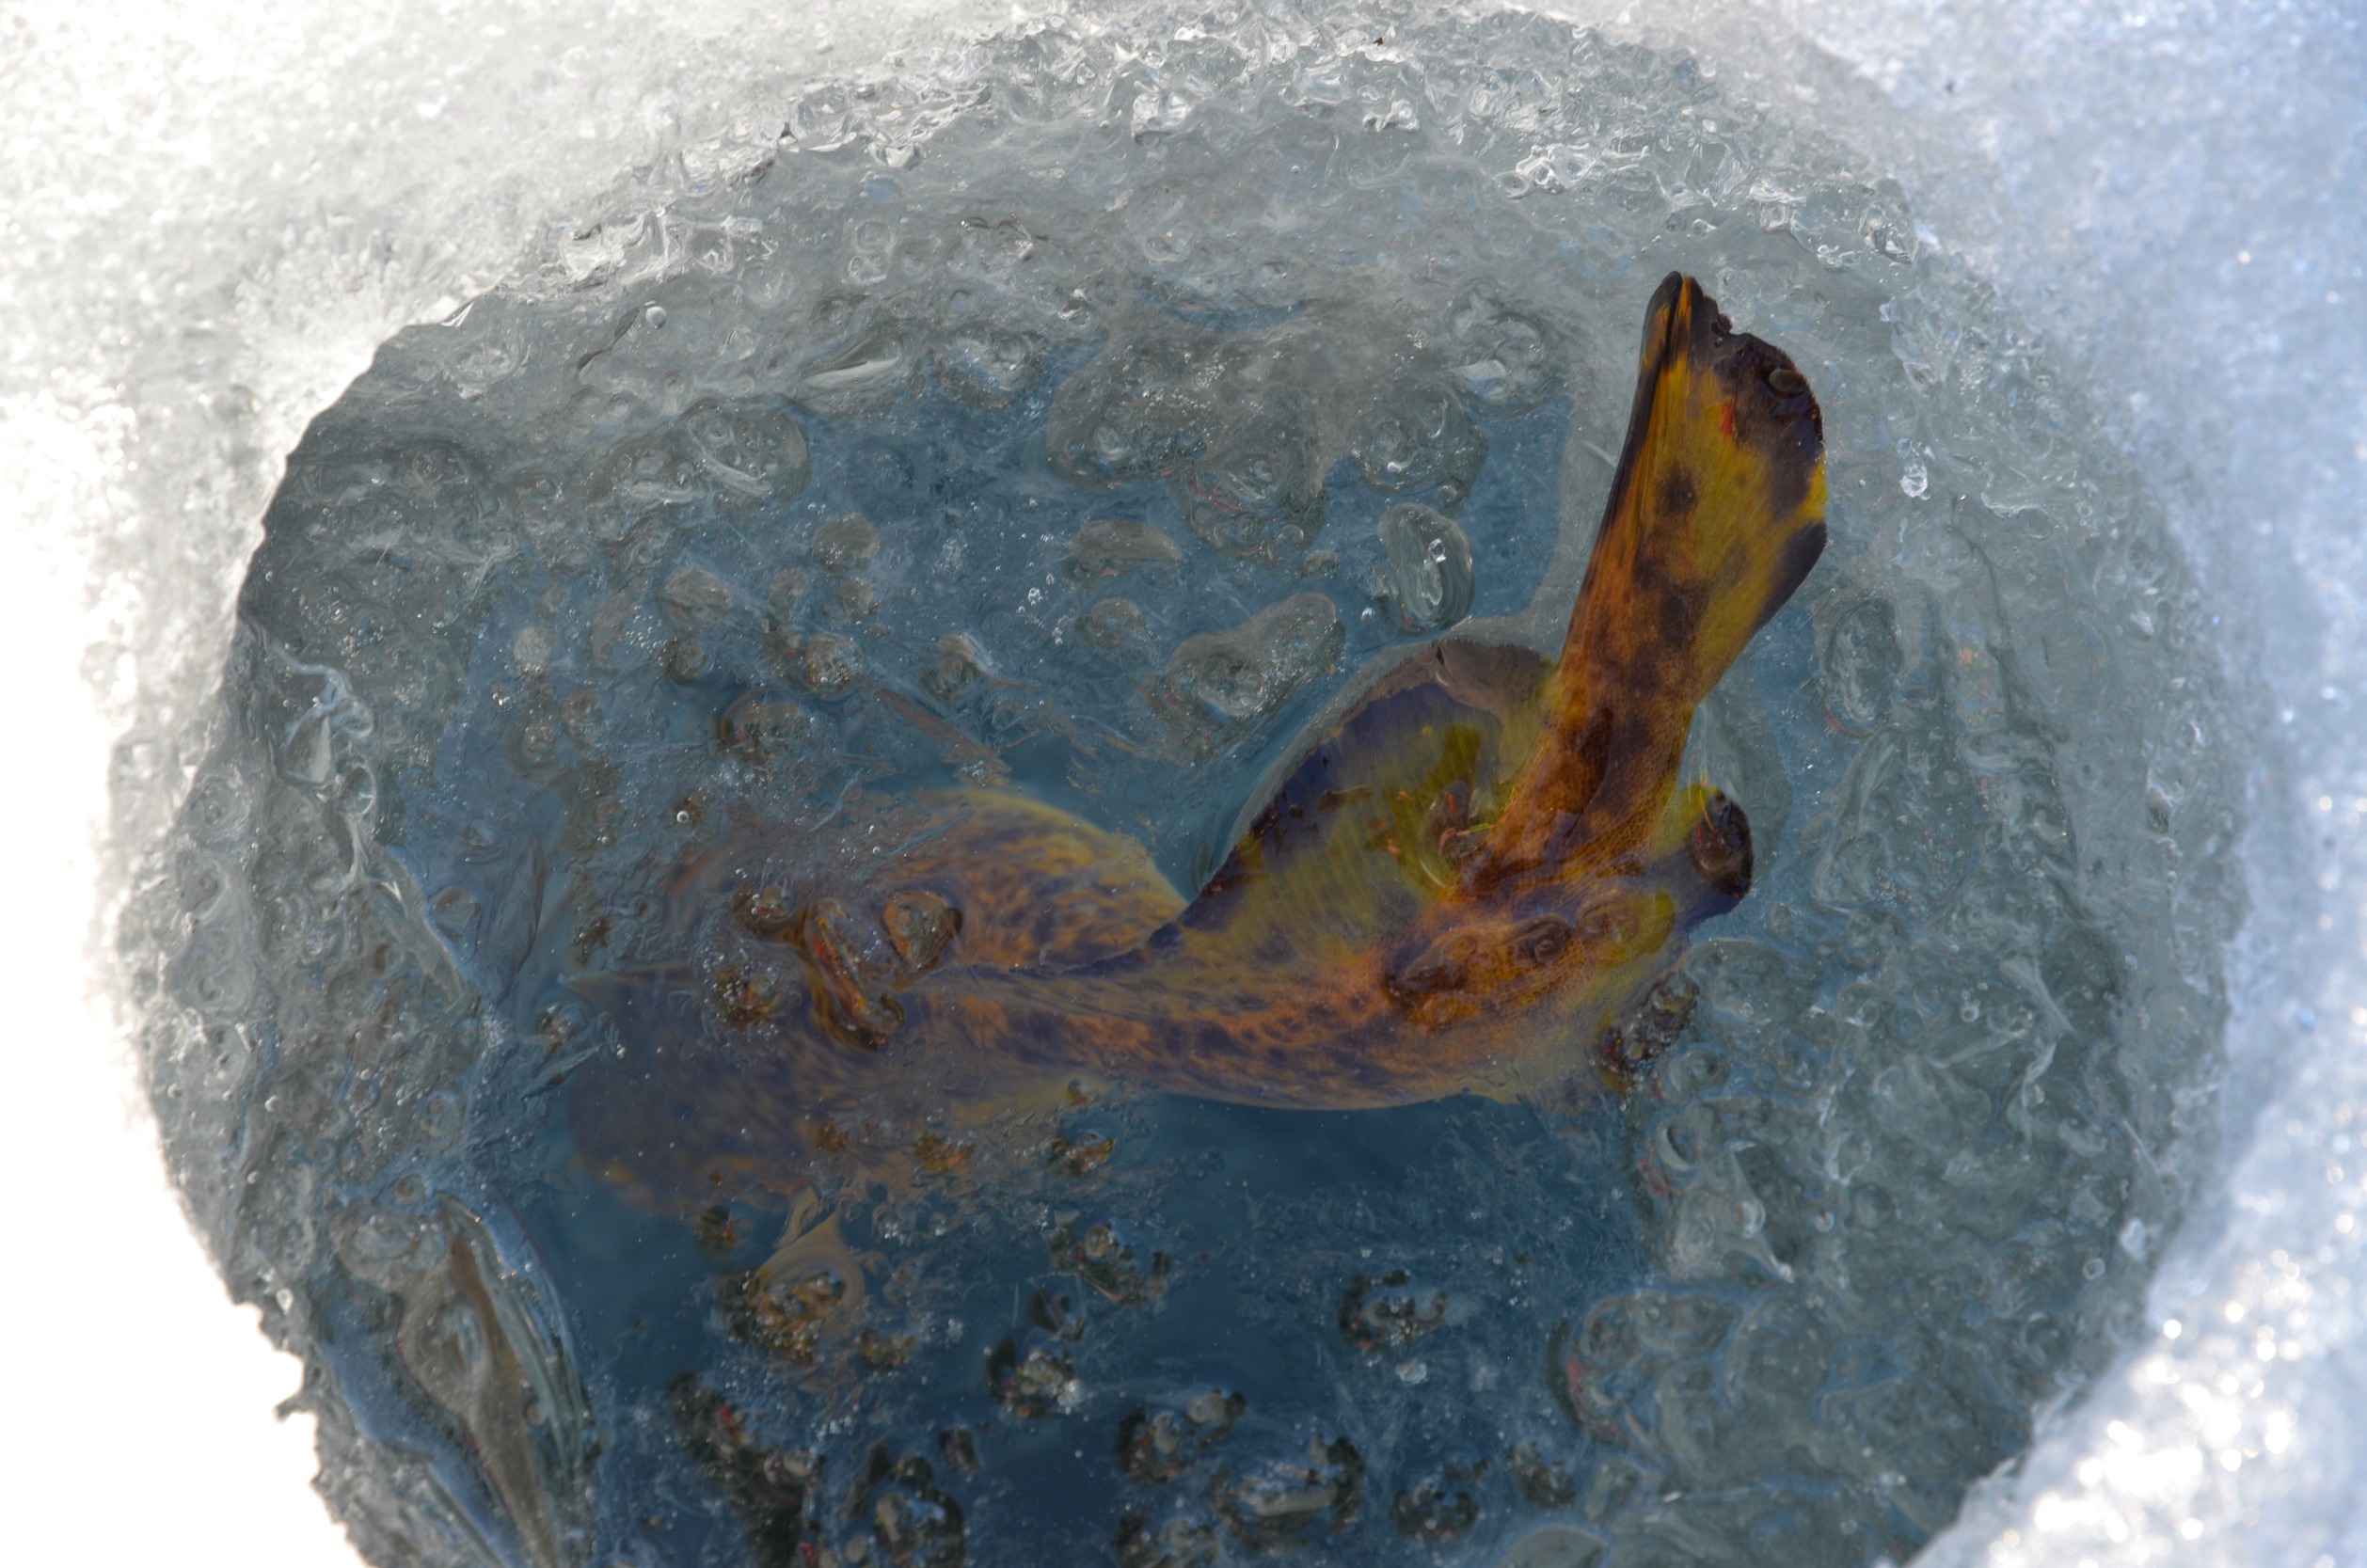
[1172,666,1544,962]
[1476,273,1826,881]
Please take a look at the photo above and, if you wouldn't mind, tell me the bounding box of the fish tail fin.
[1477,274,1824,879]
[1577,273,1827,700]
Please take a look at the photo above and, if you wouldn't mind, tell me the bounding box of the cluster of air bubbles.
[131,2,2237,1566]
[1374,503,1474,633]
[1045,303,1498,563]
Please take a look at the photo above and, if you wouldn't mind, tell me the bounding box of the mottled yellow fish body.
[570,274,1824,1194]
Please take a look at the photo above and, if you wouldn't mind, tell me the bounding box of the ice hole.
[134,6,2251,1567]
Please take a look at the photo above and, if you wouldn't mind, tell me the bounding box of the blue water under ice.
[160,10,2239,1565]
[381,352,1663,1564]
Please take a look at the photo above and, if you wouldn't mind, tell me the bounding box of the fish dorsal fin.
[1468,273,1826,889]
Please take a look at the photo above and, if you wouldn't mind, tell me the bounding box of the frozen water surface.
[147,8,2234,1564]
[29,0,2361,1565]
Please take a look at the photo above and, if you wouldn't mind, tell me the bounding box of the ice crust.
[130,5,2243,1564]
[20,0,2362,1565]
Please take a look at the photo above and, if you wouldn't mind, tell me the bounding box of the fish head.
[1379,879,1676,1034]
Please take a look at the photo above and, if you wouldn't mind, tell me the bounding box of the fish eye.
[1510,915,1573,969]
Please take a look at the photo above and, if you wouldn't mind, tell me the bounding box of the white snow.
[3,0,2359,1562]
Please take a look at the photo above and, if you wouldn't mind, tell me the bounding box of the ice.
[125,2,2245,1561]
[14,0,2364,1566]
[1374,503,1475,635]
[1154,593,1346,758]
[809,512,882,577]
[1119,1388,1249,1486]
[1069,519,1184,581]
[332,1197,600,1568]
[1042,307,1493,562]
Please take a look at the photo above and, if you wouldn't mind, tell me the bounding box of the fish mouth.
[1378,886,1670,1030]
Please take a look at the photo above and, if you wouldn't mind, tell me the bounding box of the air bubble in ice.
[1448,290,1561,416]
[778,631,863,700]
[1152,594,1342,757]
[1350,382,1487,507]
[658,566,733,631]
[1390,1463,1484,1540]
[1176,411,1327,561]
[1816,591,1903,734]
[510,624,557,675]
[811,510,882,575]
[1067,518,1182,581]
[1374,502,1474,632]
[1206,1434,1363,1549]
[1497,1524,1607,1568]
[1077,596,1147,651]
[793,325,914,420]
[919,635,990,705]
[1045,307,1493,559]
[932,325,1044,409]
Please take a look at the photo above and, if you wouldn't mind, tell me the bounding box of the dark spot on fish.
[1718,337,1821,453]
[1439,822,1490,866]
[1656,465,1698,518]
[1423,781,1472,853]
[1656,580,1697,655]
[1575,896,1636,948]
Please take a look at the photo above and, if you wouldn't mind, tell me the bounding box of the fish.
[568,273,1824,1197]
